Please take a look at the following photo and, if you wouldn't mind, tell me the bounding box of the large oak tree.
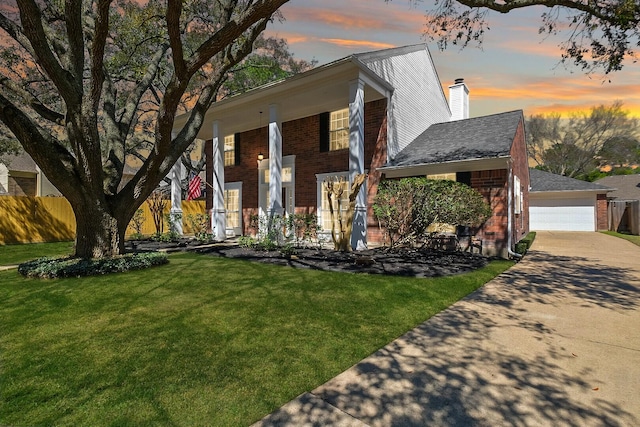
[0,0,288,258]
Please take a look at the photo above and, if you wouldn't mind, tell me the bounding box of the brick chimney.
[449,78,469,121]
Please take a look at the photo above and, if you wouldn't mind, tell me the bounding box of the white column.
[268,104,283,218]
[212,121,226,241]
[349,78,367,250]
[170,158,184,236]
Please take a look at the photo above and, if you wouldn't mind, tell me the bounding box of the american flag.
[187,172,202,200]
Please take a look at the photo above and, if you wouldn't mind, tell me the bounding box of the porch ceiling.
[174,59,391,141]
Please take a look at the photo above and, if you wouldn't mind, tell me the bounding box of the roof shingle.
[595,174,640,201]
[387,110,524,167]
[529,168,611,192]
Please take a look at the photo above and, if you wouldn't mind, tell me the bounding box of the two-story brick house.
[173,44,530,258]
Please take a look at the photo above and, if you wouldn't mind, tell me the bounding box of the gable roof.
[529,168,611,193]
[385,110,523,168]
[595,174,640,201]
[174,45,400,140]
[353,44,428,63]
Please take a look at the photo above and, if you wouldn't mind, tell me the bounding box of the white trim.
[212,121,226,241]
[259,155,296,217]
[224,181,243,236]
[514,175,522,215]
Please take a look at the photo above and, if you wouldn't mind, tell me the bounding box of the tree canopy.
[527,101,639,179]
[423,0,639,74]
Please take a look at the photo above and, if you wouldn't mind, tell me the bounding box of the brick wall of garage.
[597,194,608,230]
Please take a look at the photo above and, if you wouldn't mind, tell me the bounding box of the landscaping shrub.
[515,232,537,256]
[288,213,322,248]
[373,178,491,248]
[185,213,212,242]
[18,252,169,279]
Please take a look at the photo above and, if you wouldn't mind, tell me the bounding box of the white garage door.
[530,197,596,231]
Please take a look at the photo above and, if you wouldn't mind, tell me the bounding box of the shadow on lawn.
[254,248,640,426]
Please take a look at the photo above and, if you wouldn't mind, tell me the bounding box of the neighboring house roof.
[529,168,611,193]
[384,110,523,169]
[2,152,37,173]
[595,174,640,201]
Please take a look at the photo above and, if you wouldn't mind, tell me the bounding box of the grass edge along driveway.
[0,251,513,426]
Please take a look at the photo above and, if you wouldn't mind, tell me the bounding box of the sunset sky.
[264,0,640,119]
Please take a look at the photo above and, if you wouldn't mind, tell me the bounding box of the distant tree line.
[526,101,640,181]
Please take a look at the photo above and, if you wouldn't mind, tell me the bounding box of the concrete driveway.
[253,231,640,426]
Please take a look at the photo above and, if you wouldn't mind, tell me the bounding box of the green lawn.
[0,241,74,265]
[602,231,640,247]
[0,252,513,426]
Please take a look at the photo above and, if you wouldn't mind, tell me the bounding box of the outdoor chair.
[456,226,483,254]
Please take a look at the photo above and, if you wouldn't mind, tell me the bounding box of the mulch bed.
[128,240,489,278]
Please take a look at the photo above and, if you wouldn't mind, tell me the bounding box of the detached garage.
[529,169,611,232]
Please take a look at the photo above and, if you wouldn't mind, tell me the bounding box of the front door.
[224,183,242,236]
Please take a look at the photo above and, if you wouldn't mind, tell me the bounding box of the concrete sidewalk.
[252,231,640,426]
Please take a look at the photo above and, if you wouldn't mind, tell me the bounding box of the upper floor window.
[224,135,235,166]
[330,108,349,151]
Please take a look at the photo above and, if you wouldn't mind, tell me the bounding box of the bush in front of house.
[373,177,492,249]
[515,232,537,256]
[18,252,169,279]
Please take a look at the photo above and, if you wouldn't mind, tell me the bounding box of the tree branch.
[186,0,288,75]
[64,0,84,83]
[166,0,186,78]
[0,76,65,124]
[16,0,80,104]
[0,11,36,57]
[0,92,80,192]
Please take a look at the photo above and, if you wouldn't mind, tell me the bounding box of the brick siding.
[597,194,608,230]
[510,118,530,244]
[471,169,508,257]
[206,99,388,236]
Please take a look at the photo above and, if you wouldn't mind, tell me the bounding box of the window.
[224,182,242,236]
[329,108,349,151]
[261,167,293,184]
[258,155,296,218]
[426,172,457,234]
[225,187,240,229]
[427,173,456,181]
[224,135,235,166]
[514,175,522,214]
[318,172,350,232]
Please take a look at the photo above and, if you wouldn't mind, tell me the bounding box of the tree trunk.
[72,200,128,258]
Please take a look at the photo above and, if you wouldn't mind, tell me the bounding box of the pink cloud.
[281,5,425,33]
[319,38,396,50]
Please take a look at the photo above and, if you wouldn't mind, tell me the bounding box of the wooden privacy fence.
[0,196,207,244]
